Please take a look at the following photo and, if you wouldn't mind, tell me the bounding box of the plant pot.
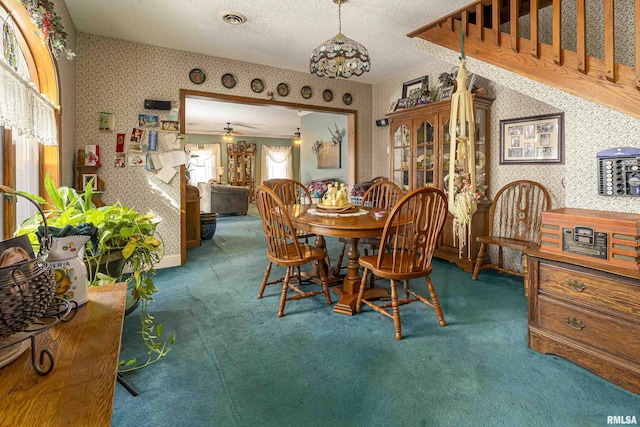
[46,235,91,306]
[200,212,218,240]
[84,249,126,282]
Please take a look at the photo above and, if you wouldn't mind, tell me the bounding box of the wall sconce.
[293,128,301,145]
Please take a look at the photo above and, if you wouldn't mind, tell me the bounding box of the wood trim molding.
[0,0,58,106]
[178,90,359,265]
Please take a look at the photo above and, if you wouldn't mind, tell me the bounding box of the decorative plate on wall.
[277,83,289,97]
[301,86,312,99]
[251,78,265,93]
[343,93,353,105]
[189,68,206,84]
[323,89,333,102]
[221,73,236,89]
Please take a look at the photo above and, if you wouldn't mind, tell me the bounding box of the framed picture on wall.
[402,76,428,99]
[82,173,98,191]
[499,113,564,164]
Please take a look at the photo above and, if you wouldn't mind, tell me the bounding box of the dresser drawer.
[537,295,640,363]
[538,262,640,317]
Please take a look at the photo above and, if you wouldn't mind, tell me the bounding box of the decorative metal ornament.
[309,0,370,79]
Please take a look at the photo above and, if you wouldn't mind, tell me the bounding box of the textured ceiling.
[65,0,468,137]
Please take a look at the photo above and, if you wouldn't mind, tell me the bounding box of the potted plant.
[17,174,174,371]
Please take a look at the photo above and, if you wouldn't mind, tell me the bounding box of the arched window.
[0,0,59,239]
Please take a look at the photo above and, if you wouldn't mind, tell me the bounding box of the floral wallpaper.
[76,33,373,263]
[408,39,640,272]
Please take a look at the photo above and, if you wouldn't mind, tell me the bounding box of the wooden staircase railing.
[408,0,640,120]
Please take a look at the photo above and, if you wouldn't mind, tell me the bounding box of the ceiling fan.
[215,122,245,140]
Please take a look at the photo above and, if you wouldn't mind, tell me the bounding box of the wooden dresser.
[525,247,640,394]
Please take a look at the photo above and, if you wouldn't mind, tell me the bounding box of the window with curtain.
[186,143,221,185]
[0,5,59,238]
[261,145,292,184]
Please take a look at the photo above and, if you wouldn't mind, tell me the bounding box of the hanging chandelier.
[309,0,370,79]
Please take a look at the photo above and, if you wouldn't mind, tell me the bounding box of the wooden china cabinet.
[385,94,494,272]
[226,143,255,201]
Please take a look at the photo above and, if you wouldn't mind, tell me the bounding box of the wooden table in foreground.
[288,204,389,315]
[0,282,128,426]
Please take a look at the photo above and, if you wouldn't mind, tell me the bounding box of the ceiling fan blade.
[233,122,260,130]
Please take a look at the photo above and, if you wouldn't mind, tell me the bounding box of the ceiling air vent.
[221,12,247,25]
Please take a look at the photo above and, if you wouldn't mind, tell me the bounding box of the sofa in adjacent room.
[198,183,250,215]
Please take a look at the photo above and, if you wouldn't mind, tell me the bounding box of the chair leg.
[278,267,292,317]
[258,262,272,299]
[389,279,402,340]
[498,246,504,270]
[317,262,332,305]
[295,266,303,285]
[403,280,410,299]
[522,253,529,297]
[355,268,369,313]
[472,243,486,281]
[426,276,446,327]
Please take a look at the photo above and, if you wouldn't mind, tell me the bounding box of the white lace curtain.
[0,59,57,146]
[186,143,221,185]
[261,145,293,184]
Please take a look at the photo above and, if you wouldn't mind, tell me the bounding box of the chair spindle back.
[361,180,402,209]
[256,186,304,262]
[273,179,313,205]
[377,187,448,274]
[489,180,551,243]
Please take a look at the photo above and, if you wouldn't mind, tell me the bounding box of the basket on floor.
[0,185,56,340]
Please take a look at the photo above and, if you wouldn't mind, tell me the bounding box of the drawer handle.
[565,279,586,292]
[565,317,586,331]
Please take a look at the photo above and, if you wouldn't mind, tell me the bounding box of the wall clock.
[323,89,333,102]
[189,68,206,85]
[277,83,289,97]
[221,73,236,89]
[251,78,264,93]
[343,93,353,105]
[301,86,312,99]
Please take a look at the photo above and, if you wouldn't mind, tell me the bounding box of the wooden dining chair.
[255,186,332,317]
[258,179,318,288]
[334,180,402,284]
[471,180,551,294]
[356,187,448,340]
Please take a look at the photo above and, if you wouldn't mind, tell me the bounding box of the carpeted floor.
[112,207,639,427]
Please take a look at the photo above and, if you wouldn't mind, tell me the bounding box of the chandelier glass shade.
[309,0,370,79]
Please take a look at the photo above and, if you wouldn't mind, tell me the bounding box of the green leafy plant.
[17,174,174,371]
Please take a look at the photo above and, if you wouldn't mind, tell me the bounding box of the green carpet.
[112,210,639,426]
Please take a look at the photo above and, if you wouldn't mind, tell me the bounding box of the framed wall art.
[82,173,98,191]
[499,113,564,164]
[402,76,428,99]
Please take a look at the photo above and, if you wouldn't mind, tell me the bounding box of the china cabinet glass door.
[414,117,436,188]
[391,122,411,191]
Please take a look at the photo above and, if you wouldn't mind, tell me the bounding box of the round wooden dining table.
[286,204,390,315]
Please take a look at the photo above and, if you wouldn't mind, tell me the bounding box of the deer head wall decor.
[328,124,343,146]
